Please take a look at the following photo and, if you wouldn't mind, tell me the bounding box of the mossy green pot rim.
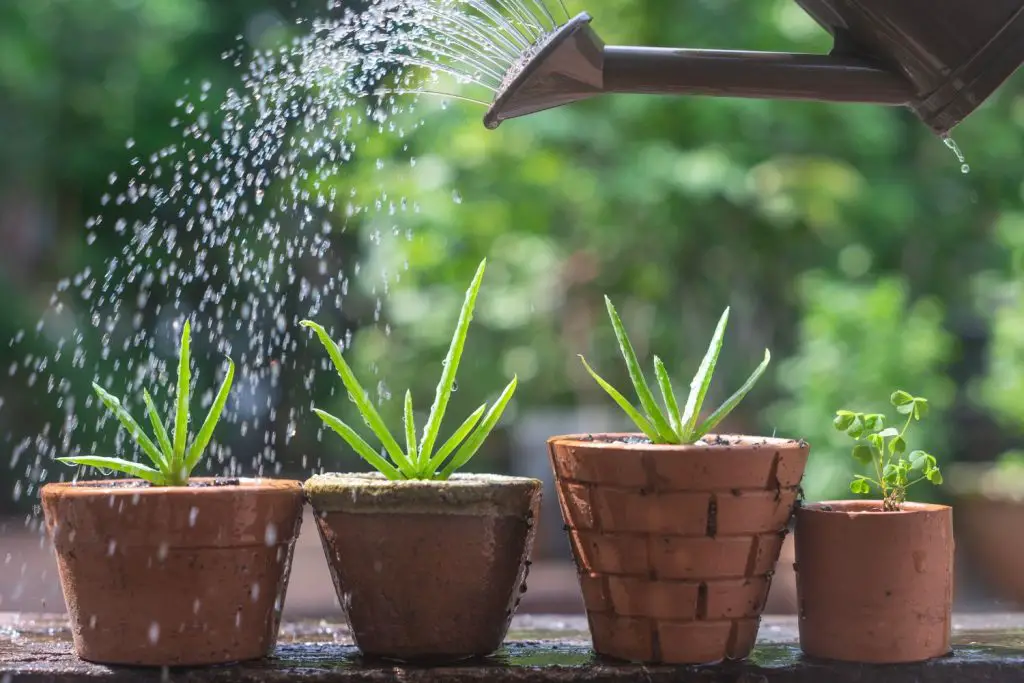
[303,472,542,516]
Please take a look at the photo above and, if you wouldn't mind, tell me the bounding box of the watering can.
[485,0,1024,135]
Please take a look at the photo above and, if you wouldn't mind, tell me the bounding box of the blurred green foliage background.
[2,0,1024,514]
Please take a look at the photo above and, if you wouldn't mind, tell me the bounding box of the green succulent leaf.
[653,356,682,439]
[439,376,518,479]
[313,409,404,480]
[172,320,192,475]
[301,320,415,478]
[92,383,166,472]
[419,259,486,462]
[184,357,235,473]
[142,390,172,468]
[423,403,488,477]
[694,348,771,439]
[604,297,675,442]
[679,307,730,440]
[56,456,165,486]
[579,355,661,442]
[404,389,417,465]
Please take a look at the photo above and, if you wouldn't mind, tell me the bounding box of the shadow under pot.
[40,478,305,667]
[794,501,954,663]
[548,433,809,665]
[303,473,542,662]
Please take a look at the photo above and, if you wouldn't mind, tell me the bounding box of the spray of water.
[1,0,570,607]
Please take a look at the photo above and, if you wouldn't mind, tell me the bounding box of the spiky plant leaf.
[423,403,487,477]
[142,390,173,466]
[418,259,486,462]
[579,355,661,442]
[56,456,164,485]
[653,356,682,439]
[404,389,417,464]
[680,307,729,440]
[172,320,192,475]
[314,409,404,480]
[184,358,235,472]
[301,320,415,478]
[694,349,771,439]
[92,383,166,471]
[439,376,518,479]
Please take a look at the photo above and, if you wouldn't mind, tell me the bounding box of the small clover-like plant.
[58,321,235,486]
[834,390,943,511]
[580,299,771,444]
[302,258,517,480]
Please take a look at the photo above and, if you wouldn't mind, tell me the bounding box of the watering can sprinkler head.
[485,1,1024,136]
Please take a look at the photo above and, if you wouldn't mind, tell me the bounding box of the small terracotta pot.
[548,433,809,664]
[41,478,304,667]
[304,473,541,662]
[794,500,954,663]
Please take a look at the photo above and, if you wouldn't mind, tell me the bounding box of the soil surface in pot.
[304,473,542,663]
[794,500,954,663]
[548,434,809,665]
[41,477,305,667]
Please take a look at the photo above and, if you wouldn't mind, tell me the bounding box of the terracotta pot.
[794,500,954,663]
[41,478,304,667]
[548,433,808,664]
[304,473,541,662]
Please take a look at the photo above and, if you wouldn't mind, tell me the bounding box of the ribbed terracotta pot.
[304,473,541,662]
[548,433,809,664]
[41,478,304,666]
[794,501,954,663]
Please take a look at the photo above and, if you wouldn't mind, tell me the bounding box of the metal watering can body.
[484,0,1024,135]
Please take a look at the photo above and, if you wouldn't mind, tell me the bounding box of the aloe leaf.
[404,389,417,465]
[142,390,172,469]
[579,355,662,442]
[653,356,682,439]
[57,456,165,486]
[313,409,404,480]
[172,320,192,475]
[439,376,517,479]
[300,320,415,478]
[92,383,167,473]
[419,259,486,462]
[680,307,729,440]
[604,297,676,442]
[424,402,487,477]
[184,357,235,473]
[694,348,771,439]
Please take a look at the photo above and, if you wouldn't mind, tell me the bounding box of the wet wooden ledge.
[3,612,1024,682]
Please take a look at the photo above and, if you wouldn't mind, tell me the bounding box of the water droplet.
[157,542,169,561]
[452,190,463,204]
[148,622,161,644]
[188,507,199,527]
[251,582,261,601]
[89,615,97,629]
[107,540,117,556]
[264,523,278,546]
[125,138,136,149]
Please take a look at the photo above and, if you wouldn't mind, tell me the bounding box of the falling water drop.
[148,622,161,644]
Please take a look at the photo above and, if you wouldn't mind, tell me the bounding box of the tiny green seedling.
[834,390,943,511]
[302,258,517,481]
[57,321,235,486]
[580,299,771,444]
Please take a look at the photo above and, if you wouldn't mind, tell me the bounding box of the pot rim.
[304,472,541,515]
[41,477,302,499]
[548,432,806,451]
[800,500,951,516]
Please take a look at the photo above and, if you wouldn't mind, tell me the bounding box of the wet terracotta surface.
[304,473,542,662]
[955,495,1024,604]
[548,434,809,664]
[795,501,954,663]
[4,612,1024,681]
[40,478,304,667]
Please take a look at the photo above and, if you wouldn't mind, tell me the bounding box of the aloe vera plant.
[57,321,235,486]
[580,298,770,444]
[302,258,516,480]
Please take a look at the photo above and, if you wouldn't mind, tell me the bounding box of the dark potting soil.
[69,478,241,489]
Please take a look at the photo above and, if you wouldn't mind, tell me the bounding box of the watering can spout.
[486,2,1024,135]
